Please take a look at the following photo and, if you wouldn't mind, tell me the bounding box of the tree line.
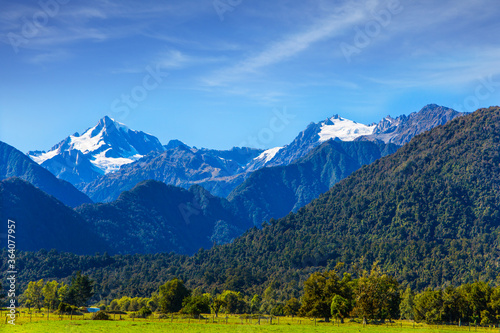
[17,271,93,313]
[298,264,500,326]
[104,264,500,326]
[13,263,499,326]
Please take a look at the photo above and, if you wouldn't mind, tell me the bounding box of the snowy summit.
[318,115,376,142]
[28,116,165,184]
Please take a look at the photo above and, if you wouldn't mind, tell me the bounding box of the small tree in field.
[136,307,153,318]
[209,294,225,317]
[400,286,415,320]
[43,281,59,312]
[57,282,70,304]
[299,265,353,322]
[158,278,190,313]
[353,264,400,324]
[67,272,94,307]
[284,298,301,317]
[181,295,210,318]
[218,290,246,314]
[22,280,45,311]
[331,295,351,323]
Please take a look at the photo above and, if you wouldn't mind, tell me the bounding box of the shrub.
[130,307,153,319]
[57,302,80,315]
[138,307,153,318]
[92,311,110,320]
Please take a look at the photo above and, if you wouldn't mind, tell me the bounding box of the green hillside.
[0,178,108,255]
[228,140,398,225]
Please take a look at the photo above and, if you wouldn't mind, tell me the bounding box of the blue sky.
[1,0,500,152]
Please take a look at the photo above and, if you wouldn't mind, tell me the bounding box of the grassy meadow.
[2,311,499,333]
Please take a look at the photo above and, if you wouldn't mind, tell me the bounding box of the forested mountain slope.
[228,140,399,225]
[77,180,252,255]
[0,178,108,254]
[0,141,92,207]
[4,107,499,301]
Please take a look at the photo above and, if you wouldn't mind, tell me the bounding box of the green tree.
[67,271,94,307]
[136,307,152,318]
[209,293,225,317]
[120,297,131,312]
[129,298,140,311]
[414,288,443,324]
[299,267,353,322]
[219,290,246,314]
[331,295,350,323]
[159,278,190,313]
[181,295,210,318]
[0,282,5,307]
[488,287,500,323]
[109,299,119,311]
[459,281,492,324]
[353,265,400,324]
[260,285,277,314]
[42,280,59,312]
[400,287,415,320]
[442,285,466,323]
[57,282,69,304]
[270,303,285,316]
[21,279,44,310]
[284,297,301,317]
[148,292,160,312]
[250,294,262,314]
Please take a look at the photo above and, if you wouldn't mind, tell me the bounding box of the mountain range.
[3,106,498,301]
[0,139,397,254]
[25,104,463,203]
[81,144,263,202]
[356,104,462,145]
[227,140,399,226]
[265,104,462,167]
[0,103,466,255]
[184,105,500,292]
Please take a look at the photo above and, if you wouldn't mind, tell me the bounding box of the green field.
[2,313,498,333]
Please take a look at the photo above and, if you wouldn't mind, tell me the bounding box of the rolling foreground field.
[2,314,498,333]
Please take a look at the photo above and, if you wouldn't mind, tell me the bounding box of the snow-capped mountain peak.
[28,116,165,184]
[318,115,376,142]
[69,125,106,155]
[108,117,130,132]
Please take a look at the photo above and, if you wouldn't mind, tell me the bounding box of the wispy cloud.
[110,49,226,75]
[202,1,375,87]
[0,0,212,54]
[156,50,192,70]
[25,49,70,64]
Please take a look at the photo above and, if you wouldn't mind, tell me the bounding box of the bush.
[181,296,210,318]
[130,307,153,319]
[138,307,153,318]
[92,311,110,320]
[106,310,127,315]
[57,303,80,315]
